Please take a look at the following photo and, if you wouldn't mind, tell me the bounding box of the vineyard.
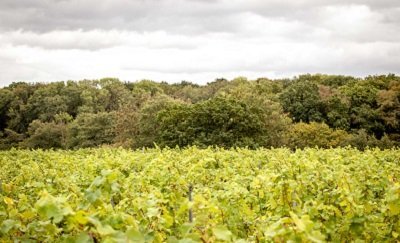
[0,147,399,242]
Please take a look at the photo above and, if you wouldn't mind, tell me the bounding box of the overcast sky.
[0,0,399,85]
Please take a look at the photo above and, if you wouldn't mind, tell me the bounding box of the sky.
[0,0,399,85]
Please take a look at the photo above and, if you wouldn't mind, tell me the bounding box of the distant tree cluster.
[0,74,399,150]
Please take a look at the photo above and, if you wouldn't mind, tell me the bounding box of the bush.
[285,122,351,149]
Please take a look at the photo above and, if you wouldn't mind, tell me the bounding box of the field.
[0,148,399,242]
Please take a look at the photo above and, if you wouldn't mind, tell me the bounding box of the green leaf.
[35,192,65,223]
[85,189,102,203]
[388,203,400,216]
[213,226,232,241]
[75,232,92,243]
[146,207,159,218]
[307,230,325,243]
[290,212,306,231]
[96,224,116,236]
[3,197,14,206]
[126,228,145,242]
[72,210,89,225]
[0,219,17,234]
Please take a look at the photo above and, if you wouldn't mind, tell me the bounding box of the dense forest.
[0,74,399,150]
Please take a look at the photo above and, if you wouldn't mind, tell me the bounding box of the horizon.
[2,72,398,88]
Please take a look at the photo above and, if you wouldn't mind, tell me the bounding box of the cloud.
[1,0,399,33]
[0,0,399,85]
[0,30,200,50]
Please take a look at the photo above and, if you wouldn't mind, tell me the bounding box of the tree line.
[0,74,399,150]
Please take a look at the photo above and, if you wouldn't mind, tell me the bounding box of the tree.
[78,89,108,114]
[135,95,185,148]
[0,89,14,131]
[157,95,289,148]
[324,95,351,130]
[98,78,132,111]
[377,80,400,134]
[20,122,64,149]
[113,103,140,148]
[280,80,324,123]
[340,81,385,137]
[20,113,72,149]
[67,112,116,148]
[5,82,40,133]
[218,80,291,146]
[131,80,164,97]
[60,81,84,117]
[318,75,357,88]
[0,129,24,150]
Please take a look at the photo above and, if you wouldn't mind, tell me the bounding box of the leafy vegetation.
[0,74,399,149]
[0,148,399,241]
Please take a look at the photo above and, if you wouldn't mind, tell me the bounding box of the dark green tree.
[20,113,72,149]
[26,82,69,122]
[0,89,15,131]
[157,95,288,148]
[67,112,116,148]
[279,80,324,123]
[341,80,385,137]
[135,95,185,148]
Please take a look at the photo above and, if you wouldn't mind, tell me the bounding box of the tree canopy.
[0,74,398,149]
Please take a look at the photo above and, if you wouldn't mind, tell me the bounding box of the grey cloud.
[0,29,201,51]
[0,0,399,53]
[0,0,399,85]
[1,0,399,34]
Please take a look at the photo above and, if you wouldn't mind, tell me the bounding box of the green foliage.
[135,95,185,148]
[0,75,399,149]
[285,122,350,149]
[67,112,116,148]
[377,80,400,133]
[280,79,324,123]
[317,74,357,87]
[26,82,69,122]
[19,113,72,149]
[77,87,109,114]
[217,82,291,147]
[5,82,40,133]
[324,95,351,130]
[340,79,387,137]
[157,96,287,148]
[113,103,140,148]
[132,79,164,98]
[0,89,14,131]
[20,119,68,149]
[98,78,134,111]
[0,148,400,241]
[0,129,24,150]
